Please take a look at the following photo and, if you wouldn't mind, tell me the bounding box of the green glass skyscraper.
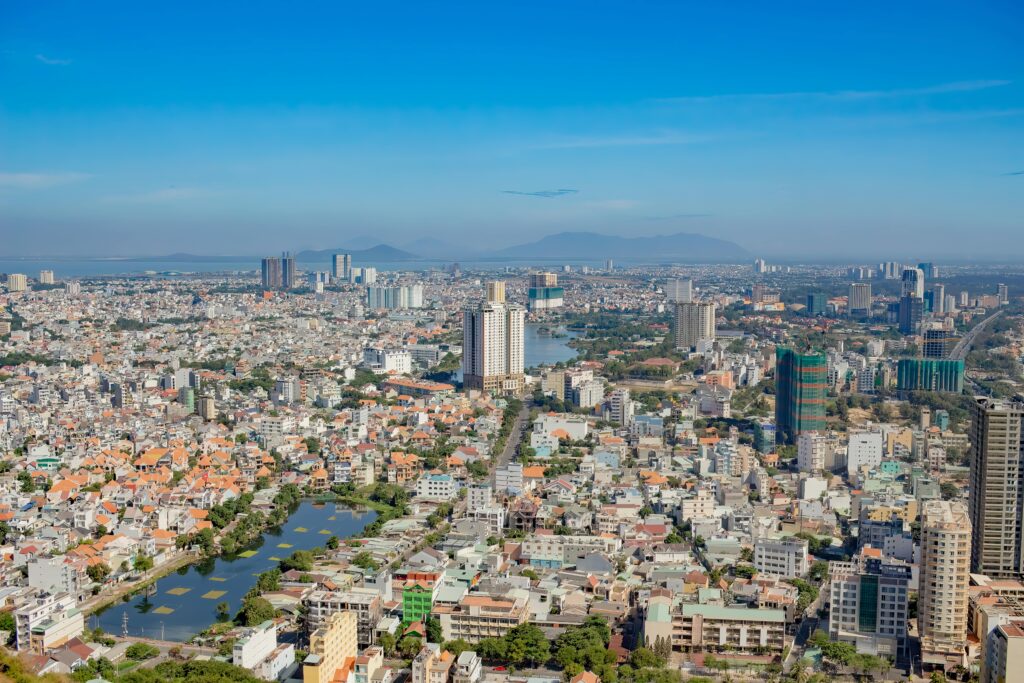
[775,347,827,445]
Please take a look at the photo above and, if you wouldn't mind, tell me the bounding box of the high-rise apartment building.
[848,283,872,316]
[608,388,634,425]
[922,324,959,358]
[969,397,1024,579]
[896,359,964,394]
[485,281,505,304]
[366,285,424,309]
[462,289,525,395]
[919,500,972,670]
[672,301,716,351]
[998,283,1009,305]
[332,253,352,281]
[39,270,55,285]
[6,274,27,292]
[775,347,827,445]
[261,257,283,290]
[527,272,563,310]
[281,252,297,289]
[666,278,693,304]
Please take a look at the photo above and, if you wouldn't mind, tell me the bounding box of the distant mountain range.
[295,244,417,262]
[495,231,747,261]
[133,230,746,264]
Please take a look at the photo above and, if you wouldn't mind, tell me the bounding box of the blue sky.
[1,1,1022,259]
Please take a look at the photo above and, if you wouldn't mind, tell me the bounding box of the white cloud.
[533,132,711,149]
[35,54,72,66]
[653,79,1012,105]
[0,172,91,189]
[100,187,211,204]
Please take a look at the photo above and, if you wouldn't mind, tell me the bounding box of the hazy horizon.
[2,1,1022,259]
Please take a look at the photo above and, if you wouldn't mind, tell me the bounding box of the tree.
[126,642,160,660]
[216,601,231,619]
[134,554,154,573]
[628,647,665,669]
[378,632,396,656]
[240,596,276,626]
[425,616,443,643]
[399,633,423,658]
[940,481,961,501]
[281,550,314,572]
[351,551,379,571]
[326,535,340,550]
[94,524,107,538]
[87,562,112,584]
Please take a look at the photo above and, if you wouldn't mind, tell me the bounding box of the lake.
[92,501,375,642]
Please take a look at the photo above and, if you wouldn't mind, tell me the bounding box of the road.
[950,309,1003,360]
[491,399,532,486]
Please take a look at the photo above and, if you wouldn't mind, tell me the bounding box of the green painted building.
[896,358,964,394]
[775,347,828,445]
[402,582,434,625]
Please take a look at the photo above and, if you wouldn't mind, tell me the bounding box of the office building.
[527,272,564,310]
[896,359,964,394]
[806,292,827,316]
[919,500,972,670]
[848,283,872,316]
[969,398,1024,579]
[775,347,827,445]
[902,267,925,298]
[928,283,946,314]
[332,253,352,281]
[462,291,525,395]
[666,278,693,304]
[38,270,54,285]
[6,274,27,292]
[828,550,912,657]
[898,294,924,335]
[998,283,1009,305]
[643,589,787,655]
[261,257,283,290]
[485,280,505,304]
[672,301,716,351]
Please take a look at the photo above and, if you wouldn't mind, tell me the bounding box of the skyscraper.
[775,347,827,445]
[901,267,925,298]
[281,252,297,289]
[39,270,55,285]
[806,292,827,316]
[969,397,1024,579]
[666,278,693,304]
[672,302,716,351]
[919,500,972,670]
[485,281,506,304]
[462,288,526,395]
[6,274,27,292]
[848,283,872,316]
[998,283,1009,305]
[898,294,924,335]
[332,253,352,281]
[261,257,282,290]
[527,272,563,310]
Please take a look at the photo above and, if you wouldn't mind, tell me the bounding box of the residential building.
[672,302,716,351]
[608,388,634,425]
[303,590,382,647]
[261,257,283,290]
[412,644,454,683]
[415,473,458,501]
[462,291,526,395]
[304,610,358,683]
[753,537,809,578]
[919,500,972,671]
[643,590,787,655]
[6,274,27,292]
[281,252,297,289]
[968,397,1024,579]
[333,253,352,281]
[528,272,564,310]
[433,594,529,643]
[849,283,872,315]
[666,278,693,304]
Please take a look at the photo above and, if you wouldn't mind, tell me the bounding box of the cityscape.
[2,3,1024,683]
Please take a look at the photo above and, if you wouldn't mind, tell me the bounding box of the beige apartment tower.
[485,280,506,304]
[462,288,525,395]
[919,500,972,670]
[672,301,716,351]
[968,397,1024,579]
